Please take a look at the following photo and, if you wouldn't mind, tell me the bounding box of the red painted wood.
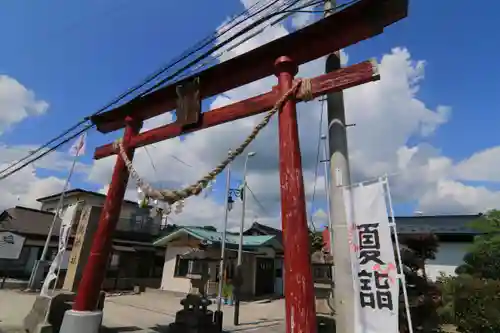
[73,117,142,311]
[94,60,378,160]
[275,56,317,333]
[91,0,407,133]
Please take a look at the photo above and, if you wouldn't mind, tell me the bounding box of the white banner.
[343,180,399,333]
[0,232,25,259]
[40,204,78,296]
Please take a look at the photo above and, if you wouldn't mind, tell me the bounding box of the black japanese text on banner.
[343,180,399,333]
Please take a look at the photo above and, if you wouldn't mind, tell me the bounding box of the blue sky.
[0,0,498,224]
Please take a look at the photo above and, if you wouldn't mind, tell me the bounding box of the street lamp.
[227,195,235,212]
[215,151,233,331]
[234,151,256,326]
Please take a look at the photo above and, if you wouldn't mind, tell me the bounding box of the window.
[174,256,203,277]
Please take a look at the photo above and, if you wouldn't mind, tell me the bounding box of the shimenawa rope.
[113,78,314,207]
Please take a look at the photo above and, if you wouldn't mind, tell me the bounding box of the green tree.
[398,233,442,333]
[437,210,500,332]
[456,210,500,279]
[309,228,325,254]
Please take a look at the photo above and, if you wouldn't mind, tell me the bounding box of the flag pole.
[27,134,85,291]
[383,176,414,333]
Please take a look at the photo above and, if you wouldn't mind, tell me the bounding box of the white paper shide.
[343,180,399,333]
[40,204,78,296]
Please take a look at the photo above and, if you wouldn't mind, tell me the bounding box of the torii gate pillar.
[73,116,142,311]
[275,56,317,333]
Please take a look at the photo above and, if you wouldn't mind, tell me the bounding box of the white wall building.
[395,214,480,280]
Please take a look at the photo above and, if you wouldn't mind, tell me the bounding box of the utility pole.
[324,1,356,332]
[234,151,256,326]
[214,151,232,332]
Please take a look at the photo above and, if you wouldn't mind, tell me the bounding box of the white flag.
[69,133,86,157]
[343,180,399,333]
[40,204,78,296]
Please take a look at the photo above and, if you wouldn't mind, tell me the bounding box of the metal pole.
[320,135,334,272]
[234,151,255,325]
[324,1,356,332]
[384,177,414,333]
[275,56,317,333]
[214,151,232,331]
[27,153,79,291]
[72,116,142,311]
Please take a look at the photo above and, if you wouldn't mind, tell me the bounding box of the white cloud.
[419,180,500,215]
[85,1,500,228]
[0,75,87,211]
[9,0,500,226]
[0,161,66,210]
[0,75,48,134]
[454,146,500,182]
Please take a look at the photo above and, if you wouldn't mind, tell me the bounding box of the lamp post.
[234,151,256,325]
[215,151,232,332]
[227,195,235,212]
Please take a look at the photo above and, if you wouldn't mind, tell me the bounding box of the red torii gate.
[72,0,408,332]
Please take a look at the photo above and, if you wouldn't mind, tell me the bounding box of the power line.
[127,0,305,98]
[309,98,325,231]
[246,184,271,217]
[173,0,326,81]
[0,0,336,181]
[0,126,90,181]
[143,146,159,178]
[0,0,284,179]
[0,1,275,177]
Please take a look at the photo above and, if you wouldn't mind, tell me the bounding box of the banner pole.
[383,176,414,333]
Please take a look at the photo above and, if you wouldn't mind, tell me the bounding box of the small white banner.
[343,180,399,333]
[0,232,25,260]
[40,204,78,296]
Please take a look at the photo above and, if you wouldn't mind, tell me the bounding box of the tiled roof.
[0,206,160,238]
[395,215,480,235]
[153,226,282,249]
[0,206,58,236]
[36,188,140,206]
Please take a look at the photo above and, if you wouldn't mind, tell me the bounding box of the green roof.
[153,226,282,249]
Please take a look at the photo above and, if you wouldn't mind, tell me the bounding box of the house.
[0,207,57,278]
[395,214,480,280]
[322,214,481,281]
[0,189,167,290]
[243,222,286,294]
[247,214,481,284]
[153,226,283,299]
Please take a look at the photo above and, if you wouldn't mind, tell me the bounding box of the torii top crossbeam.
[90,0,408,134]
[68,1,409,332]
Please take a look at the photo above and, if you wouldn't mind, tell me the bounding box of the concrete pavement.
[0,289,286,332]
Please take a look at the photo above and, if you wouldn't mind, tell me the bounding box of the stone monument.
[169,260,219,333]
[63,206,102,292]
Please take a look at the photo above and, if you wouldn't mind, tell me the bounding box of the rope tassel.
[113,78,313,205]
